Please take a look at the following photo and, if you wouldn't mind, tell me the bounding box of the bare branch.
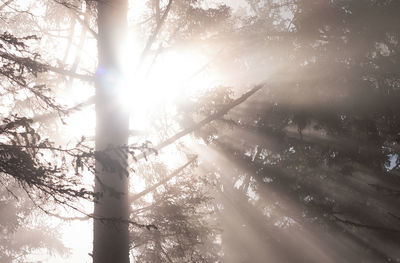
[131,157,197,202]
[136,0,173,71]
[0,0,15,11]
[67,5,98,39]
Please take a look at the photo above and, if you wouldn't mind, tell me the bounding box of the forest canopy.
[1,0,400,262]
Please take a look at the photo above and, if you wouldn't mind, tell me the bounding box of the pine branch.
[32,96,95,123]
[135,84,265,161]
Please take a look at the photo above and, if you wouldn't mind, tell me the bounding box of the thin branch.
[67,5,98,39]
[136,0,173,71]
[0,179,19,200]
[131,157,197,202]
[333,215,400,233]
[0,0,14,11]
[135,84,265,161]
[24,181,157,229]
[66,3,91,76]
[0,50,94,81]
[32,96,94,123]
[45,64,94,81]
[388,212,400,222]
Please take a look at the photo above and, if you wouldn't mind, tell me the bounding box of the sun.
[118,35,217,131]
[21,1,223,262]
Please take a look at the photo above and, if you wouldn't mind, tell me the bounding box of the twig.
[333,215,400,233]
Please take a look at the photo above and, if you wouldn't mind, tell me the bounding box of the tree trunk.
[93,0,130,262]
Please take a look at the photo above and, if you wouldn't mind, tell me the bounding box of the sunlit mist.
[1,0,400,262]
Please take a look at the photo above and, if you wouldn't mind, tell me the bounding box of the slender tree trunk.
[93,0,130,262]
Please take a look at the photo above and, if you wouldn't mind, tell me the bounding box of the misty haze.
[0,0,399,262]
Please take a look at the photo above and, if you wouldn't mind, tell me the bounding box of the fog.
[1,0,399,262]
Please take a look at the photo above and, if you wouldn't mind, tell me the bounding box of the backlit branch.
[135,84,265,161]
[0,0,14,11]
[33,96,95,123]
[136,0,173,71]
[131,156,197,202]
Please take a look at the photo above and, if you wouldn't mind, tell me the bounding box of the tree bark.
[93,0,130,262]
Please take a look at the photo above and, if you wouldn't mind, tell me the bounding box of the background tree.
[183,0,400,261]
[1,0,235,262]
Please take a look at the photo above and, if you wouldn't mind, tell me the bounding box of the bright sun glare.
[45,1,221,261]
[63,28,217,143]
[119,36,216,130]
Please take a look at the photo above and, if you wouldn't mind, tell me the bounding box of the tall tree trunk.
[93,0,130,262]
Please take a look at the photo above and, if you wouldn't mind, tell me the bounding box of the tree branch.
[32,96,95,123]
[131,157,197,202]
[45,64,94,81]
[135,84,265,161]
[0,0,14,11]
[67,5,98,39]
[333,215,400,233]
[136,0,173,71]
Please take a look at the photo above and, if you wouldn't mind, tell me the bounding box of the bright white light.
[119,37,216,130]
